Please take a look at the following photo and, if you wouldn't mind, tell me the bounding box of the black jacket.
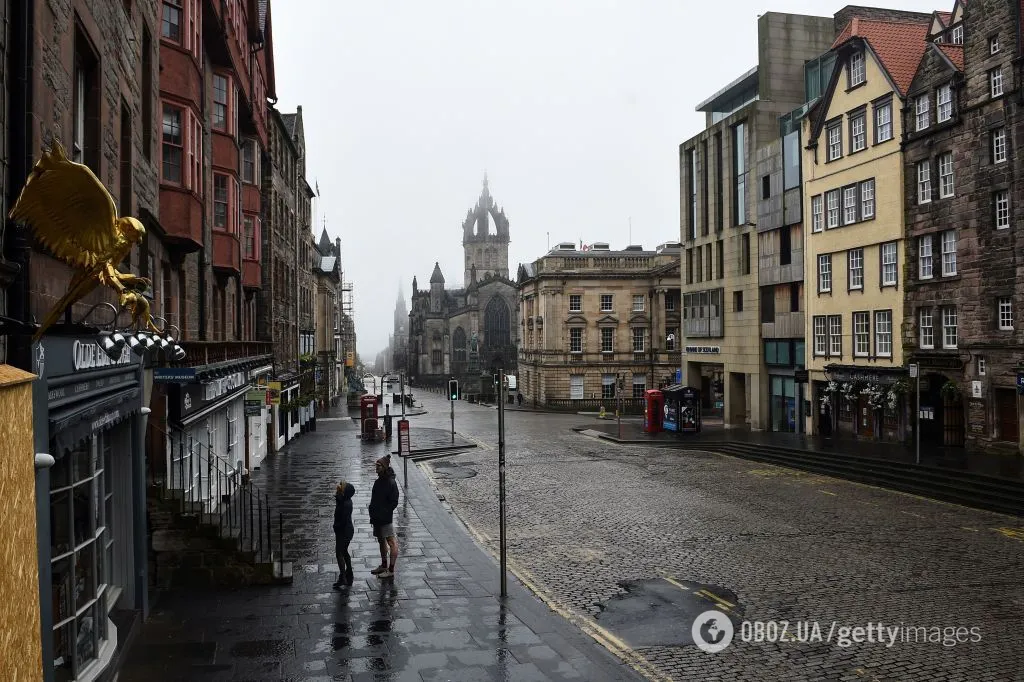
[333,482,356,539]
[368,474,399,527]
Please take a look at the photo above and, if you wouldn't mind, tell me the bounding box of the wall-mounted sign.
[171,370,250,422]
[245,389,267,416]
[967,398,986,435]
[794,369,809,383]
[685,345,721,354]
[971,381,982,398]
[73,339,135,370]
[346,351,355,367]
[154,367,197,383]
[268,381,282,405]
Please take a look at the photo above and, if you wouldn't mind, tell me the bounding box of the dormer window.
[849,51,865,87]
[951,24,963,45]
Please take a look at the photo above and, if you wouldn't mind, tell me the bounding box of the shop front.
[819,364,909,443]
[31,336,149,682]
[271,373,301,451]
[684,348,723,417]
[248,365,273,470]
[168,366,251,484]
[765,339,806,434]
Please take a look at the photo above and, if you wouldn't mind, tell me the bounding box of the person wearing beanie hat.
[368,455,400,578]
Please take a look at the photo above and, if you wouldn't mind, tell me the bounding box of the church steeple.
[461,176,510,284]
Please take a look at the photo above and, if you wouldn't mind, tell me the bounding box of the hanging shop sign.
[268,381,282,405]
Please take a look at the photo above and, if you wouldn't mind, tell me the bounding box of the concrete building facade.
[679,12,835,429]
[903,0,1024,454]
[517,243,681,409]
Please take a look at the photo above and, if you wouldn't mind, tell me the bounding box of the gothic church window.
[484,297,511,348]
[453,327,467,362]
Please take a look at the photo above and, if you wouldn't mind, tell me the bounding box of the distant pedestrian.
[369,455,400,578]
[333,479,356,589]
[517,392,523,407]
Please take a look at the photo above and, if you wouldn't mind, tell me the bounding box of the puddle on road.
[594,578,743,648]
[429,461,479,479]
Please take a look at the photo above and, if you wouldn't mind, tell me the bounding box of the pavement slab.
[121,414,638,681]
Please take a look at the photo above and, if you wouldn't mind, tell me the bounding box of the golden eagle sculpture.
[8,140,159,341]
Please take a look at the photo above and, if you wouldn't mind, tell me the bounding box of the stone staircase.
[148,428,293,589]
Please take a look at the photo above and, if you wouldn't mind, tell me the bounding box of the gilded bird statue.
[8,139,159,340]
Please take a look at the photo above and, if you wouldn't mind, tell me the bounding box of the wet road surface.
[121,414,640,681]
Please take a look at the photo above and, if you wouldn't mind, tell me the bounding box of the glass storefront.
[50,434,113,681]
[770,375,800,433]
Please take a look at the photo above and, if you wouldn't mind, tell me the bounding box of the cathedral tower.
[462,175,510,283]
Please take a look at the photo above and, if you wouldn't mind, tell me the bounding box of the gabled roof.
[936,44,964,71]
[281,113,297,137]
[832,18,931,96]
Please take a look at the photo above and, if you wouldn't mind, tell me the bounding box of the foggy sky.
[272,0,943,358]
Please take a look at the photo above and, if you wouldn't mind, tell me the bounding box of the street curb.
[392,443,478,457]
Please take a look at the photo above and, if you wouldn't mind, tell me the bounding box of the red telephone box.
[644,389,664,433]
[360,395,379,437]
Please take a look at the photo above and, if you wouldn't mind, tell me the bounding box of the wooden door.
[995,389,1019,443]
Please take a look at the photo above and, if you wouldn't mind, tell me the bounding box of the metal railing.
[151,424,286,570]
[544,397,645,413]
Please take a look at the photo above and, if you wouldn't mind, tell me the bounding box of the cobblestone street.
[414,391,1024,681]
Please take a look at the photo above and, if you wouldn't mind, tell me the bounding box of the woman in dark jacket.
[333,480,356,588]
[368,455,400,578]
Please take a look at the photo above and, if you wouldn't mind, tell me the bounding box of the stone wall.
[903,0,1023,453]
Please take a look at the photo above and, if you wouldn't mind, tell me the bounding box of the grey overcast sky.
[272,0,943,358]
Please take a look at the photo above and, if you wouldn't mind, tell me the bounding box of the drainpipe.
[6,0,33,371]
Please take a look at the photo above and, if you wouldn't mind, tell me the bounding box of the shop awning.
[49,386,142,455]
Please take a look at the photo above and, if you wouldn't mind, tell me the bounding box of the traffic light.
[448,379,459,401]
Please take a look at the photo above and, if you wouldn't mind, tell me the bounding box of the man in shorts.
[368,455,400,578]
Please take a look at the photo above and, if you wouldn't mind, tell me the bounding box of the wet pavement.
[121,415,639,681]
[410,390,1024,682]
[581,417,1024,482]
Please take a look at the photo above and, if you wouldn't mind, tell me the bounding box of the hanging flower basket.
[940,380,962,401]
[860,383,886,411]
[840,381,859,403]
[820,380,839,410]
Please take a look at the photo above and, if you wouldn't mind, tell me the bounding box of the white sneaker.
[377,570,393,578]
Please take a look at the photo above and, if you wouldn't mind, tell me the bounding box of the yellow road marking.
[994,527,1024,542]
[695,588,735,611]
[661,575,690,591]
[459,519,672,682]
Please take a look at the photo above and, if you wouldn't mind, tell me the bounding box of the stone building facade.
[517,243,681,409]
[407,180,518,396]
[314,230,342,406]
[679,12,835,429]
[260,106,316,446]
[903,0,1023,454]
[803,10,932,442]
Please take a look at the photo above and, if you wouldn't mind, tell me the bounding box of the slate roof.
[320,256,337,273]
[832,18,931,96]
[318,227,333,255]
[281,113,297,137]
[430,262,445,284]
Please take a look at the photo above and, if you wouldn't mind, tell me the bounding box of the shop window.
[50,434,113,680]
